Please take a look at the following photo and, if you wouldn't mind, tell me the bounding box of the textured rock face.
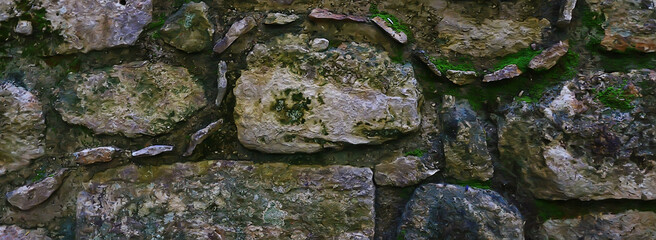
[437,16,550,57]
[184,119,223,156]
[14,20,33,35]
[264,13,298,25]
[74,146,121,165]
[160,2,214,53]
[76,160,375,239]
[445,70,477,85]
[398,184,524,240]
[483,64,522,82]
[55,61,206,137]
[131,145,173,157]
[441,95,493,181]
[374,155,438,187]
[372,16,408,44]
[40,0,153,54]
[540,211,656,240]
[0,82,45,176]
[587,0,656,52]
[6,168,68,210]
[0,0,20,22]
[308,8,367,22]
[529,41,569,70]
[234,34,421,153]
[499,70,656,200]
[558,0,577,26]
[0,225,51,240]
[213,16,256,54]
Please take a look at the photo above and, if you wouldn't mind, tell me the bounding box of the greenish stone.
[160,2,214,53]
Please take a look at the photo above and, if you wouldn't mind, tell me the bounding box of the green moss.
[493,48,542,72]
[31,169,47,182]
[430,58,475,72]
[596,80,636,110]
[453,180,492,190]
[534,199,566,221]
[404,149,425,157]
[580,6,605,51]
[270,90,312,125]
[369,4,413,40]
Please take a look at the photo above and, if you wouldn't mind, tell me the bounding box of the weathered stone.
[399,183,524,240]
[263,12,298,25]
[131,145,173,157]
[372,16,408,44]
[438,15,550,57]
[74,146,121,165]
[308,8,368,23]
[41,0,153,54]
[14,20,32,35]
[213,16,257,54]
[529,41,569,71]
[499,70,656,200]
[0,225,51,240]
[483,64,522,82]
[374,155,437,187]
[0,82,45,176]
[540,211,656,240]
[234,34,421,153]
[587,0,656,52]
[76,160,375,239]
[0,0,20,22]
[183,119,223,156]
[55,61,206,137]
[215,61,228,106]
[445,70,477,85]
[414,50,441,77]
[6,168,68,210]
[441,95,493,181]
[558,0,577,27]
[309,38,329,51]
[160,2,214,53]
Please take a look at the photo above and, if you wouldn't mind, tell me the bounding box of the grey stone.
[374,154,438,187]
[372,16,408,44]
[399,183,524,240]
[55,61,206,137]
[213,16,257,54]
[440,95,493,181]
[131,145,174,157]
[74,146,121,165]
[14,20,32,35]
[483,64,522,82]
[183,119,223,156]
[216,61,228,106]
[540,211,656,240]
[587,0,656,52]
[0,0,20,22]
[76,160,375,239]
[498,70,656,200]
[6,168,68,210]
[0,82,45,176]
[308,8,367,23]
[263,13,299,25]
[160,2,215,53]
[309,38,329,51]
[234,34,421,153]
[445,70,477,85]
[42,0,153,54]
[0,225,51,240]
[558,0,577,27]
[529,41,569,71]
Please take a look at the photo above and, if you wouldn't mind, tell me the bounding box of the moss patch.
[430,57,476,73]
[271,90,312,125]
[596,80,636,110]
[493,48,542,72]
[452,180,492,190]
[404,149,425,157]
[369,4,412,41]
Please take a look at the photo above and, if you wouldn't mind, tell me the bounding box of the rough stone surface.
[263,13,298,25]
[529,41,569,71]
[437,15,550,57]
[398,183,524,240]
[309,38,329,51]
[0,225,51,240]
[183,119,223,156]
[414,50,441,77]
[0,0,20,22]
[540,211,656,240]
[76,160,375,239]
[6,168,68,210]
[441,95,493,181]
[483,64,522,82]
[74,146,121,165]
[499,70,656,200]
[14,20,32,35]
[160,2,214,53]
[308,8,367,22]
[445,70,477,85]
[587,0,656,52]
[0,82,45,176]
[55,61,206,137]
[131,145,173,157]
[374,155,438,187]
[213,16,256,54]
[372,16,408,44]
[234,34,421,153]
[558,0,577,27]
[215,61,228,106]
[41,0,153,54]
